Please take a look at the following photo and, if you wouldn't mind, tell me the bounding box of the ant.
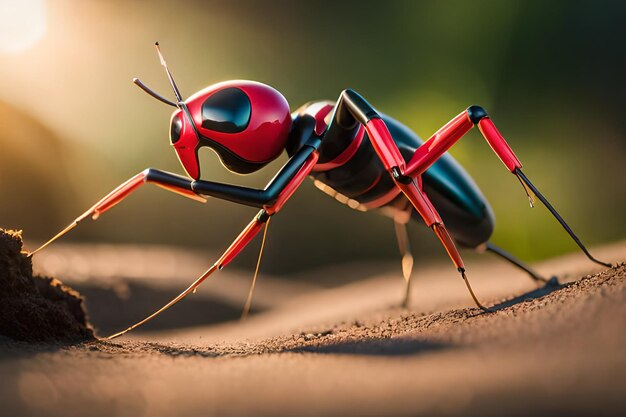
[29,43,612,339]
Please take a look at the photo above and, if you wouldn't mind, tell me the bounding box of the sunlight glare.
[0,0,47,53]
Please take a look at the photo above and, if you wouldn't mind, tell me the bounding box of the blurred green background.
[0,0,624,274]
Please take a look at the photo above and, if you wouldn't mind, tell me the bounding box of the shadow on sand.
[73,281,263,335]
[486,278,564,312]
[0,275,570,360]
[290,338,448,356]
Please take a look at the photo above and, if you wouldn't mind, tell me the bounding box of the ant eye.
[201,88,251,133]
[170,114,183,144]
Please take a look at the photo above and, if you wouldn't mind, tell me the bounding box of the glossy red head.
[169,80,291,179]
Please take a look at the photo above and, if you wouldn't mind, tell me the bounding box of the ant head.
[135,44,291,180]
[172,81,291,179]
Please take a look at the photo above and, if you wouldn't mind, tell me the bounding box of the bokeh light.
[0,0,47,54]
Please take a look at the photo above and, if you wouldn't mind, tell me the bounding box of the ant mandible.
[29,43,612,339]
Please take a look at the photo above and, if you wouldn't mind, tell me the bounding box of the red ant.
[29,43,611,339]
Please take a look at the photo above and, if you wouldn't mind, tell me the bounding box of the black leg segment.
[486,242,556,285]
[191,144,317,208]
[514,168,612,268]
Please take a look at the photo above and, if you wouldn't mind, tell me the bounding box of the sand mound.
[0,229,94,343]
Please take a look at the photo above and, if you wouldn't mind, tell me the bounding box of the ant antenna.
[132,78,178,108]
[130,41,184,108]
[153,41,202,138]
[155,41,184,103]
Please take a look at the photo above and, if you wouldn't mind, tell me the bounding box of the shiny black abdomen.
[287,102,495,248]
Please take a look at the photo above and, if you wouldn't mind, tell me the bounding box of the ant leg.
[108,209,270,339]
[29,169,206,256]
[396,176,489,311]
[405,106,612,268]
[108,151,320,338]
[240,216,272,320]
[512,169,612,268]
[393,220,414,308]
[30,145,321,256]
[331,90,488,310]
[484,242,557,285]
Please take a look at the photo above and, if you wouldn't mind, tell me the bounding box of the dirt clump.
[0,229,94,343]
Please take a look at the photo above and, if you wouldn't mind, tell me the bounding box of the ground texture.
[0,240,624,417]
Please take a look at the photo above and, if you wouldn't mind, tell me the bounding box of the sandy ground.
[0,241,624,417]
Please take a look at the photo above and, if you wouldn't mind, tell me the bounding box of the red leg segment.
[217,213,267,268]
[405,108,523,177]
[108,152,320,338]
[265,151,319,215]
[363,115,465,269]
[28,169,207,256]
[93,170,206,218]
[91,172,147,219]
[365,118,407,171]
[396,179,441,227]
[362,114,488,310]
[108,209,267,339]
[477,118,522,172]
[396,179,465,271]
[403,106,610,268]
[405,111,474,177]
